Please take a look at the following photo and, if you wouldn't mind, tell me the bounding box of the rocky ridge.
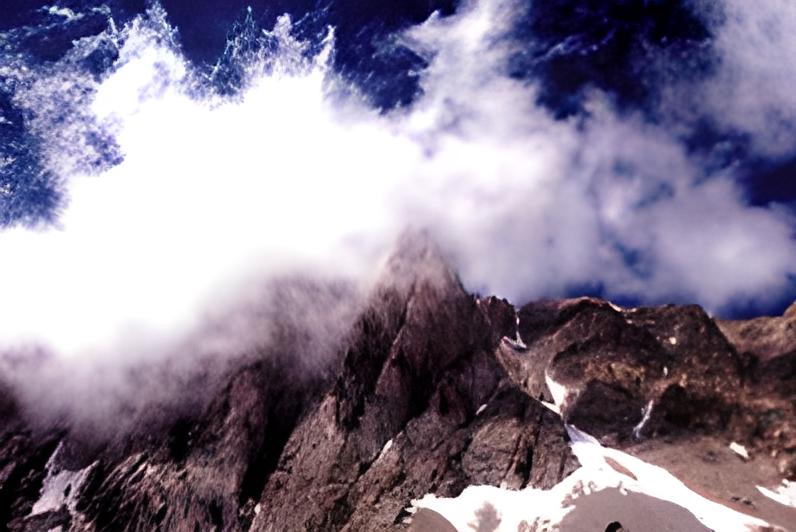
[0,236,794,531]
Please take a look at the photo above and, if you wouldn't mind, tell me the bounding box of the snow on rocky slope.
[0,236,794,530]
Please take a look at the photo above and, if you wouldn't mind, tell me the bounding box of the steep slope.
[0,236,794,530]
[251,236,577,530]
[0,383,64,531]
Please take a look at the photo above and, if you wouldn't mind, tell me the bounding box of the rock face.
[251,240,576,531]
[0,384,63,531]
[0,237,794,530]
[504,298,796,475]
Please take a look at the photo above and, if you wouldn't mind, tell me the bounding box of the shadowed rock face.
[251,236,578,530]
[0,237,794,530]
[0,384,63,531]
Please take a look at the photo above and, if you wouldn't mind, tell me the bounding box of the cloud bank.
[0,0,794,377]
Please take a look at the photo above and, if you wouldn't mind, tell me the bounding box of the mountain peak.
[378,230,461,294]
[1,264,795,530]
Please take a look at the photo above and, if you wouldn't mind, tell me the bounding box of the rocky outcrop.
[251,236,577,530]
[718,302,796,362]
[71,352,333,532]
[512,299,744,438]
[499,297,796,477]
[0,384,63,531]
[717,304,796,478]
[0,237,794,530]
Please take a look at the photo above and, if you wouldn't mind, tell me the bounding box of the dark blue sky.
[4,0,792,203]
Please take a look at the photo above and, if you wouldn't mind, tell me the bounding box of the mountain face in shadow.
[0,234,794,531]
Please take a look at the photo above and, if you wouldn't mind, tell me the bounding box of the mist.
[1,0,795,426]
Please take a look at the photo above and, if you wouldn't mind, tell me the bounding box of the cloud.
[398,0,796,309]
[681,0,796,158]
[0,0,795,424]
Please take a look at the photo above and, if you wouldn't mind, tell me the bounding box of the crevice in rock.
[208,498,224,530]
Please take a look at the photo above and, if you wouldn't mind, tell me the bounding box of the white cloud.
[689,0,796,157]
[0,0,794,422]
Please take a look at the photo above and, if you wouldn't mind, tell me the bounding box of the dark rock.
[0,382,63,529]
[717,302,796,477]
[0,239,793,529]
[251,236,577,530]
[477,296,517,341]
[77,353,333,532]
[566,380,644,439]
[718,303,796,363]
[505,298,755,446]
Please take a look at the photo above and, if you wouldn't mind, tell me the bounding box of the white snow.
[512,312,527,349]
[411,475,579,530]
[729,442,750,461]
[668,336,678,345]
[475,404,487,416]
[539,400,560,414]
[410,425,773,531]
[567,426,771,530]
[632,400,654,439]
[500,336,527,350]
[376,438,393,461]
[545,372,570,412]
[608,302,624,313]
[31,443,95,516]
[757,480,796,508]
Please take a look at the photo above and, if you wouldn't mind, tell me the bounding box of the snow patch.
[757,480,796,508]
[475,404,487,416]
[668,336,678,345]
[31,443,95,517]
[729,442,750,461]
[632,400,654,440]
[545,372,570,412]
[377,438,393,461]
[513,311,527,349]
[412,479,576,530]
[567,426,770,531]
[540,400,560,414]
[411,425,773,531]
[500,336,526,350]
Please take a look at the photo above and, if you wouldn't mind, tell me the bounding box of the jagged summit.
[376,230,463,295]
[0,248,794,530]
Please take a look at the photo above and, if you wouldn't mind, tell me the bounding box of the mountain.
[0,235,795,531]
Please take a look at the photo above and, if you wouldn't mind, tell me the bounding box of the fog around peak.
[0,0,794,424]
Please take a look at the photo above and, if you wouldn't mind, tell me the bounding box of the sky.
[0,0,795,369]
